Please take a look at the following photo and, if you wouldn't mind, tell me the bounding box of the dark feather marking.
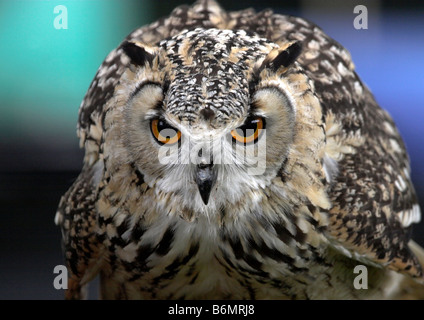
[152,242,199,284]
[121,41,154,66]
[270,41,302,71]
[116,216,131,238]
[271,220,293,245]
[134,169,145,187]
[131,222,146,241]
[135,244,155,271]
[156,227,175,256]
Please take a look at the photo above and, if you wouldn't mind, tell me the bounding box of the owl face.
[114,28,306,214]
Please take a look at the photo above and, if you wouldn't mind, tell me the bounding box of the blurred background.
[0,0,423,299]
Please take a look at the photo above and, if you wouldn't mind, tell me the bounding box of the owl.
[55,0,424,299]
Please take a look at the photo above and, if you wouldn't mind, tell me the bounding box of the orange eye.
[230,117,265,145]
[150,119,181,145]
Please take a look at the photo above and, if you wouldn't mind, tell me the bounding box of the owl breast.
[99,197,327,299]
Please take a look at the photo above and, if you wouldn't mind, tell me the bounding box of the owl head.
[105,28,327,218]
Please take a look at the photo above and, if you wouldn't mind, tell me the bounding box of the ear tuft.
[121,41,154,66]
[268,41,302,72]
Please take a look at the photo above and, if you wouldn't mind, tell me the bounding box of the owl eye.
[150,119,181,145]
[231,117,265,145]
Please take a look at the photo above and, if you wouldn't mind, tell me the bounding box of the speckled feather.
[56,0,424,299]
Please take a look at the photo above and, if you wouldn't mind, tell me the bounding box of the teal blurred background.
[0,0,153,171]
[0,0,423,299]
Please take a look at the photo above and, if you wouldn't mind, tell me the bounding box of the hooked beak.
[195,163,217,205]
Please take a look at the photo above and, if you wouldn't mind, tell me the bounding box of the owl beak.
[195,163,216,205]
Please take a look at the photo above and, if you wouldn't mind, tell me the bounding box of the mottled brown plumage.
[56,0,424,299]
